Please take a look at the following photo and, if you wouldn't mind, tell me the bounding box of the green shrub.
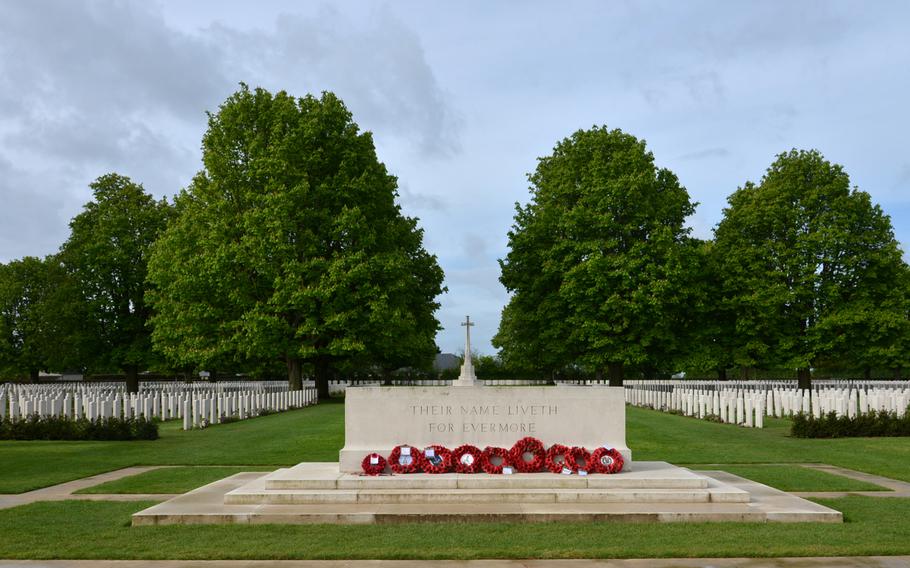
[791,407,910,438]
[0,415,158,441]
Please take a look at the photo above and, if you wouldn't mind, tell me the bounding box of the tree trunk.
[894,367,903,381]
[124,364,139,394]
[863,367,872,381]
[740,367,751,380]
[314,357,331,401]
[608,362,623,387]
[29,369,39,384]
[286,356,302,391]
[717,367,728,381]
[797,367,811,390]
[595,368,604,384]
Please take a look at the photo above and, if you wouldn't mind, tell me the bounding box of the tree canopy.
[59,173,172,392]
[713,149,910,387]
[146,85,444,397]
[0,256,79,382]
[495,126,697,384]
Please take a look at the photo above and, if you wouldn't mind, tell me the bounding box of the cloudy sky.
[1,1,909,355]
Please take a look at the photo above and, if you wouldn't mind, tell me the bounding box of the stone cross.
[454,315,478,386]
[461,315,474,368]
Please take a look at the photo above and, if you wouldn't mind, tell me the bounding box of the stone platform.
[131,461,842,525]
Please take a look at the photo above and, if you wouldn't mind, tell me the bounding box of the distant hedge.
[0,415,158,441]
[791,409,910,438]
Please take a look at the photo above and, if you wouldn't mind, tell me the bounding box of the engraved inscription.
[408,402,558,435]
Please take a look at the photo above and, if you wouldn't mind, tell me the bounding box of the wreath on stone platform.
[509,436,545,473]
[452,444,483,473]
[565,446,591,473]
[361,453,387,475]
[545,443,570,474]
[388,444,421,474]
[383,441,625,475]
[480,446,511,474]
[419,444,453,474]
[590,446,624,474]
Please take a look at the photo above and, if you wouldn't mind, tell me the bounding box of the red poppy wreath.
[388,444,421,474]
[590,446,624,474]
[481,446,511,474]
[419,444,453,474]
[545,443,570,473]
[565,446,591,473]
[509,436,545,473]
[361,453,387,475]
[452,444,483,473]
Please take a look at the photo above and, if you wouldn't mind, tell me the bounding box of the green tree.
[713,150,908,388]
[675,239,738,380]
[59,174,172,392]
[497,126,696,385]
[146,85,444,398]
[0,256,92,381]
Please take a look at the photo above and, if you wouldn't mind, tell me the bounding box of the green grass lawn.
[2,401,909,493]
[687,465,886,492]
[0,496,907,559]
[1,399,910,559]
[628,409,910,483]
[74,466,275,494]
[0,400,344,493]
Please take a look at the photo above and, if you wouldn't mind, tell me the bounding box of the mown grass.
[628,409,910,483]
[3,401,910,493]
[0,497,906,559]
[75,466,275,494]
[0,399,344,493]
[687,464,886,492]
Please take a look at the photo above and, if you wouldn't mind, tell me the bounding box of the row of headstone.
[0,382,317,427]
[625,386,766,427]
[319,378,545,395]
[1,380,291,399]
[180,388,317,430]
[623,380,910,428]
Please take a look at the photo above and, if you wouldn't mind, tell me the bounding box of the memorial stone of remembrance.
[133,317,841,524]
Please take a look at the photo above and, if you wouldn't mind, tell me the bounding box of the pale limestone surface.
[452,315,478,387]
[131,462,842,526]
[340,384,628,472]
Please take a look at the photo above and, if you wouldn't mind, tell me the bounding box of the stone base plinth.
[340,384,630,473]
[131,462,843,525]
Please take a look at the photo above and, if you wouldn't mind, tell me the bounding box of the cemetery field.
[1,402,910,494]
[1,401,909,559]
[0,496,908,559]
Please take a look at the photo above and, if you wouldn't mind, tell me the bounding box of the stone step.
[225,487,746,505]
[136,504,780,525]
[229,471,750,506]
[263,461,709,491]
[130,469,842,526]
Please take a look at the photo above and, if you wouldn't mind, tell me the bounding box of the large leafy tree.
[675,239,739,380]
[59,174,172,392]
[146,85,444,398]
[497,126,696,385]
[0,256,84,381]
[713,150,909,388]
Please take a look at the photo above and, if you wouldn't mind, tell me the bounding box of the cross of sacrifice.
[461,315,474,367]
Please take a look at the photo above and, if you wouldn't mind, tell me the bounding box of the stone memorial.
[131,315,843,526]
[339,316,630,472]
